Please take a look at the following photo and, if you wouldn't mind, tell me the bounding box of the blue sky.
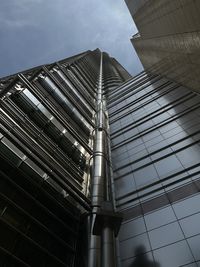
[0,0,143,78]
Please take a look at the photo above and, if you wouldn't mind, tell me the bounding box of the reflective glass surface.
[110,72,200,265]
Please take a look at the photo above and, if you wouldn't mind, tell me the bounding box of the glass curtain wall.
[108,70,200,267]
[0,49,101,267]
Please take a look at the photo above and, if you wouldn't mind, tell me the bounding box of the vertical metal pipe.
[88,52,119,267]
[101,225,116,267]
[88,224,101,267]
[88,53,104,267]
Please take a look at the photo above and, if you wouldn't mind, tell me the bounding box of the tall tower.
[108,68,200,267]
[125,0,200,93]
[2,42,200,267]
[112,1,200,266]
[0,49,130,267]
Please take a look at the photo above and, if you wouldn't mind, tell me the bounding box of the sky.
[0,0,143,78]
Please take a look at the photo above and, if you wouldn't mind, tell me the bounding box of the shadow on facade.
[130,246,160,267]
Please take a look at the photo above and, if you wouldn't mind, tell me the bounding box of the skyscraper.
[125,0,200,92]
[116,1,200,266]
[1,19,200,267]
[109,69,200,267]
[0,48,131,267]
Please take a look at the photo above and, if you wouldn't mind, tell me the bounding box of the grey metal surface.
[89,52,122,267]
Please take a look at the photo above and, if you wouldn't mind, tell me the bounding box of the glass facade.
[0,50,100,266]
[1,44,200,266]
[0,49,131,266]
[108,71,200,267]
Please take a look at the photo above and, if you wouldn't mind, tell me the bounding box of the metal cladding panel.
[125,0,149,17]
[0,49,102,267]
[128,0,200,93]
[0,48,131,267]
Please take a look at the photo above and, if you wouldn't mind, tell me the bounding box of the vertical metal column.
[88,53,104,267]
[88,53,122,267]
